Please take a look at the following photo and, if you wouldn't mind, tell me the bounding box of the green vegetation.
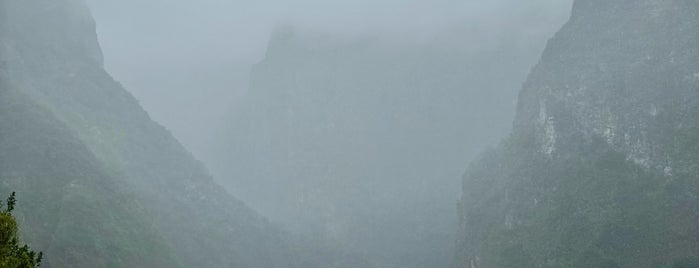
[0,85,182,267]
[0,192,42,268]
[456,0,699,267]
[459,137,699,267]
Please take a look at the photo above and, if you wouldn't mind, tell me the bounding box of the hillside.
[456,0,699,267]
[0,83,180,267]
[0,0,367,267]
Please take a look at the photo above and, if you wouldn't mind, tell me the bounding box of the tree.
[0,192,42,268]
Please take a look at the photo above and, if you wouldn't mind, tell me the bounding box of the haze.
[5,0,699,267]
[85,0,572,266]
[86,0,572,159]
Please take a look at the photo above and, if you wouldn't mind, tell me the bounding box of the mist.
[6,0,699,267]
[4,0,699,266]
[85,0,572,159]
[81,0,574,267]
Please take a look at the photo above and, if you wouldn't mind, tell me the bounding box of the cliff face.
[211,10,567,265]
[0,1,365,267]
[457,1,699,267]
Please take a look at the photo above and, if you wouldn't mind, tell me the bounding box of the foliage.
[0,193,42,268]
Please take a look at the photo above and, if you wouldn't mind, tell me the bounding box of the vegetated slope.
[456,0,699,267]
[0,0,368,267]
[209,9,569,266]
[0,84,180,267]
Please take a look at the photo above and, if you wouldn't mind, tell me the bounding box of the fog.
[84,0,573,266]
[86,0,571,159]
[6,0,699,267]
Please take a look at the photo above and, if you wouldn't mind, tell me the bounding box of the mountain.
[456,0,699,267]
[208,6,569,266]
[0,82,180,267]
[0,0,367,267]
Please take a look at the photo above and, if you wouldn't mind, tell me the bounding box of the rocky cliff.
[457,0,699,267]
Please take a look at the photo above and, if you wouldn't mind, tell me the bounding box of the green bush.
[0,193,42,268]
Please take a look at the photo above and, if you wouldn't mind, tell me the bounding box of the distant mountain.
[0,0,368,267]
[209,6,569,265]
[456,0,699,267]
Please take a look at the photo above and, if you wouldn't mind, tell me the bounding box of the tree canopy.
[0,192,42,268]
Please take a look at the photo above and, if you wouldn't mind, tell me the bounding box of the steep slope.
[0,83,179,267]
[209,7,569,265]
[456,0,699,267]
[0,0,366,267]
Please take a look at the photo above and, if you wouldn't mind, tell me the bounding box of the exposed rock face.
[516,0,699,167]
[457,0,699,267]
[0,1,366,267]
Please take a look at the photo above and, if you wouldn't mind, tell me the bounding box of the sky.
[85,0,573,163]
